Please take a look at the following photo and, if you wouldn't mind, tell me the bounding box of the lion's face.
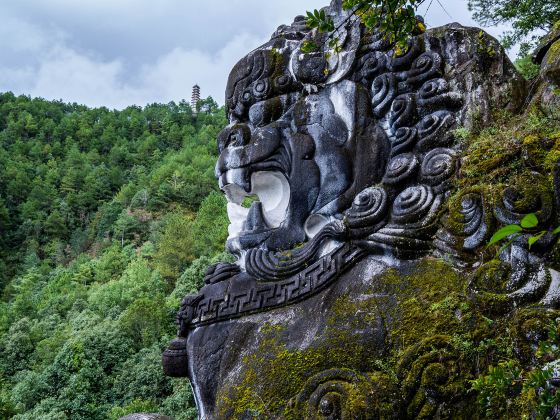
[215,2,466,265]
[216,30,389,256]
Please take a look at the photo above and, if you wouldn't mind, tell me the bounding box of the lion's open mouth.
[222,171,291,250]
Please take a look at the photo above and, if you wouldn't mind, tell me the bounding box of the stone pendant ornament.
[162,337,189,378]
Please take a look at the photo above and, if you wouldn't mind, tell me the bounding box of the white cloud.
[0,1,305,109]
[0,66,34,89]
[6,31,265,109]
[0,17,50,53]
[30,46,128,108]
[135,33,267,107]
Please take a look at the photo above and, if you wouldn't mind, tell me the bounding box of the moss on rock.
[212,250,560,418]
[215,259,492,418]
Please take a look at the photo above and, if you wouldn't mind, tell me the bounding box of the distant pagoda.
[191,84,200,112]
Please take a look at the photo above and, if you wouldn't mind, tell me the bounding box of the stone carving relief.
[159,1,560,418]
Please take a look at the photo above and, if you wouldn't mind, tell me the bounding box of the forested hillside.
[0,92,230,419]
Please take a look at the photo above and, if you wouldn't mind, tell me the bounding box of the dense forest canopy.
[0,92,229,419]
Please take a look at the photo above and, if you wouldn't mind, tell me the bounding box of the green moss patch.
[458,110,560,190]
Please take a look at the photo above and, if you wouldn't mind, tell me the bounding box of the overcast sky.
[0,0,512,109]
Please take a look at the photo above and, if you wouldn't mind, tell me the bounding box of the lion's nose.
[219,168,251,195]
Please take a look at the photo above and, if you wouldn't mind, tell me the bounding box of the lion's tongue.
[243,201,269,233]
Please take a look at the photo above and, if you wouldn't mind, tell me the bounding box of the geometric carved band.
[189,243,365,328]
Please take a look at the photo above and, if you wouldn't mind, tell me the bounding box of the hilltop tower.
[191,84,200,112]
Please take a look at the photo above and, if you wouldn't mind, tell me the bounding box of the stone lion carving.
[162,1,560,418]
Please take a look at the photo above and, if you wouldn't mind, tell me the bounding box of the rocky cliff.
[161,2,560,418]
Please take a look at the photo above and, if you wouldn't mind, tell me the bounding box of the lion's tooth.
[226,202,249,240]
[227,202,249,220]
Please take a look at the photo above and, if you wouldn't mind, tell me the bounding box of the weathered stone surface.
[542,37,560,85]
[424,23,526,129]
[529,21,560,118]
[534,20,560,65]
[162,2,560,418]
[535,81,560,119]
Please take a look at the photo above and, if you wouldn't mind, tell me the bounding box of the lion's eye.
[218,124,250,152]
[226,133,238,147]
[227,130,246,147]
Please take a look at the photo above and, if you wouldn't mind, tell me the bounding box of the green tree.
[118,297,172,349]
[10,370,51,413]
[0,318,35,376]
[87,257,166,316]
[170,255,213,301]
[160,379,198,420]
[112,210,142,246]
[515,55,541,79]
[44,210,68,239]
[196,97,219,114]
[112,345,173,406]
[190,191,229,258]
[153,211,195,280]
[468,0,560,54]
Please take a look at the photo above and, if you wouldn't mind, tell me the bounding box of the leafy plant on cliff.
[306,0,427,53]
[487,213,560,255]
[471,360,523,417]
[472,319,560,419]
[515,55,542,79]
